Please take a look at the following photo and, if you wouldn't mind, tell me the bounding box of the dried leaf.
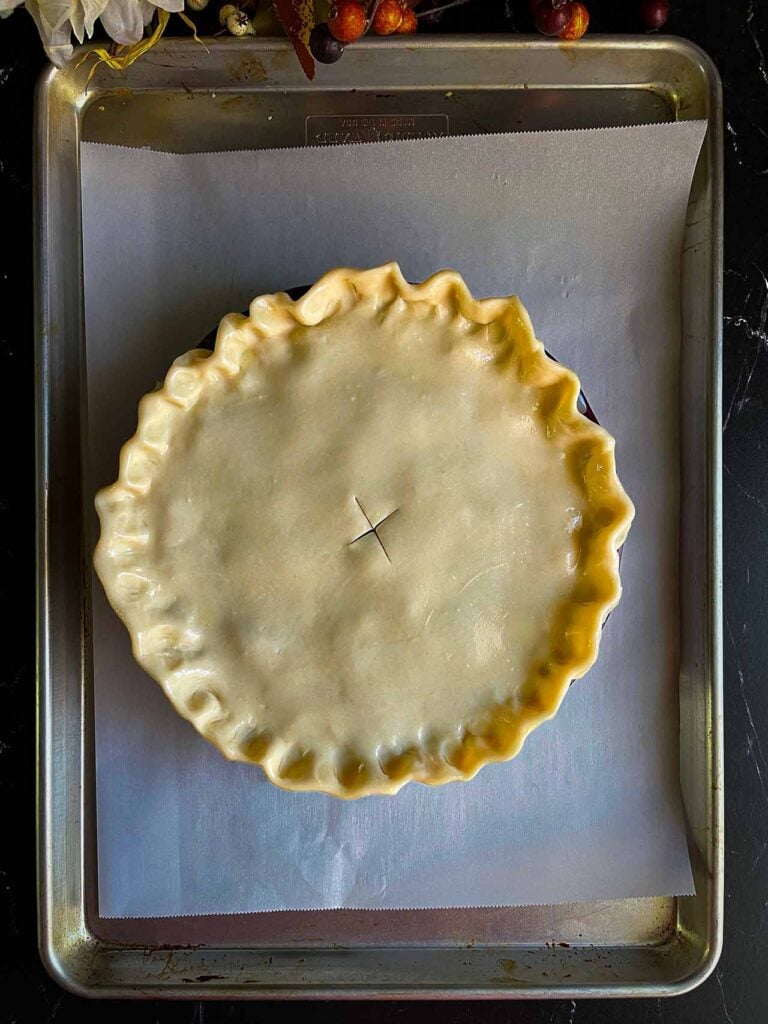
[77,9,171,85]
[272,0,315,81]
[77,10,208,86]
[178,10,210,52]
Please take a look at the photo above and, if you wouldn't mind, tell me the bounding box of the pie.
[94,263,634,798]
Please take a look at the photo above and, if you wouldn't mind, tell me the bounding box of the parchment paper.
[81,122,705,918]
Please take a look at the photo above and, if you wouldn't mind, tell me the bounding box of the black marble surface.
[2,0,766,1021]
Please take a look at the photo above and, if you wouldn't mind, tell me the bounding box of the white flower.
[0,0,184,66]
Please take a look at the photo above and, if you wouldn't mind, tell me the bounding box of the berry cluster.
[311,1,419,65]
[530,0,669,40]
[203,1,671,52]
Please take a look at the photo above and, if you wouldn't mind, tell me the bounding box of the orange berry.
[395,7,418,33]
[327,1,367,44]
[559,2,590,40]
[372,0,404,35]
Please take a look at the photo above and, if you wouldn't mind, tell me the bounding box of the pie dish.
[94,263,634,798]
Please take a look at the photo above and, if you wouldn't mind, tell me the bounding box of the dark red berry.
[534,0,573,37]
[310,23,345,64]
[639,0,670,30]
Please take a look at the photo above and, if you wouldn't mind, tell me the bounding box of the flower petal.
[81,0,110,36]
[32,0,77,36]
[24,0,74,65]
[70,3,84,39]
[99,0,145,45]
[150,0,184,12]
[0,1,27,18]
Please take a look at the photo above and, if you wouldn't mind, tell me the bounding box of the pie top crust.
[94,263,634,798]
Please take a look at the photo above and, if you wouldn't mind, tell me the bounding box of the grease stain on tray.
[228,56,268,83]
[491,958,531,986]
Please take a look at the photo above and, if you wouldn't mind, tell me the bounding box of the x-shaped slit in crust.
[349,497,400,563]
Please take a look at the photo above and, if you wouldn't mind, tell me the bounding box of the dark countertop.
[2,1,766,1021]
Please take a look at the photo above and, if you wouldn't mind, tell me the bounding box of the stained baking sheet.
[82,124,702,919]
[36,37,723,998]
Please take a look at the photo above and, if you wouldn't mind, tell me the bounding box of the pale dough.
[94,264,634,797]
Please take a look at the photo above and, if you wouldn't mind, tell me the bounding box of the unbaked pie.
[94,264,634,797]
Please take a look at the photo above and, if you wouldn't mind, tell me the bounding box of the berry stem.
[367,0,384,26]
[415,0,471,18]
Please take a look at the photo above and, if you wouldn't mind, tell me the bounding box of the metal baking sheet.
[35,35,723,999]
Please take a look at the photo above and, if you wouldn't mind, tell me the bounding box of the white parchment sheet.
[81,121,705,918]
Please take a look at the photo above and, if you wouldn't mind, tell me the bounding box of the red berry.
[327,1,366,44]
[639,0,670,30]
[372,0,404,35]
[395,7,418,34]
[559,1,589,40]
[534,0,573,37]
